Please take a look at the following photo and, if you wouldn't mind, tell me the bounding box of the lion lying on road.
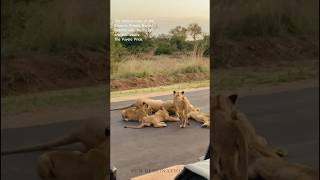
[124,106,179,129]
[37,139,107,180]
[111,96,199,115]
[187,110,210,128]
[111,98,176,114]
[121,102,151,122]
[1,119,107,155]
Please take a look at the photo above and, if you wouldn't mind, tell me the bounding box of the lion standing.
[173,91,189,128]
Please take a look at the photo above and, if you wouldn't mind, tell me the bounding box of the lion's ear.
[142,102,146,105]
[173,90,176,94]
[181,91,184,95]
[229,94,238,104]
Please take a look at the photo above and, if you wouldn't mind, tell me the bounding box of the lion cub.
[124,106,179,129]
[121,102,150,122]
[188,111,210,128]
[173,91,189,128]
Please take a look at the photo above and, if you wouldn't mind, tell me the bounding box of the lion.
[214,94,286,159]
[173,91,189,128]
[212,94,248,180]
[1,119,107,155]
[248,157,319,180]
[187,110,210,128]
[111,98,175,114]
[213,109,248,180]
[231,111,288,163]
[121,102,151,122]
[124,106,179,129]
[37,140,107,180]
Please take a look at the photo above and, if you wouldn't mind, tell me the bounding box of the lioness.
[212,94,248,180]
[173,91,189,128]
[37,141,107,180]
[248,157,319,180]
[111,98,175,114]
[121,102,150,122]
[1,119,106,155]
[187,110,210,128]
[124,106,179,129]
[231,111,288,163]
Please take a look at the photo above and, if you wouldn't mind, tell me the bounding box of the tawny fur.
[111,98,175,114]
[248,157,319,180]
[212,94,248,180]
[231,111,288,164]
[121,102,151,122]
[187,110,210,128]
[1,119,106,155]
[124,107,179,129]
[111,97,199,115]
[37,142,107,180]
[173,91,189,128]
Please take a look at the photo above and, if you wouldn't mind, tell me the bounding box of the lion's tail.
[1,134,78,155]
[110,104,134,111]
[237,127,248,180]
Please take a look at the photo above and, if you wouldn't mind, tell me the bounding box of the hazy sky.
[111,0,209,35]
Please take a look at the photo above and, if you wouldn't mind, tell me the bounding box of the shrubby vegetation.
[110,22,210,77]
[112,23,208,56]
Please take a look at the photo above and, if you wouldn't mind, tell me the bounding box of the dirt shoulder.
[111,73,209,91]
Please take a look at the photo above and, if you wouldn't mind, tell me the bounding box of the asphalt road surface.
[1,87,319,180]
[110,89,210,180]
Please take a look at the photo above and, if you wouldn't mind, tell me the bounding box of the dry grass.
[111,55,210,79]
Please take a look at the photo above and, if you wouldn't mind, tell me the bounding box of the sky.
[111,0,209,35]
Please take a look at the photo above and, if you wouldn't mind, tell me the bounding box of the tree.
[188,23,202,41]
[169,26,188,40]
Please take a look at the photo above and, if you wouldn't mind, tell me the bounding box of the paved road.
[110,90,210,180]
[1,87,318,180]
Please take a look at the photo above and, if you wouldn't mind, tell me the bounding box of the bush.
[174,64,209,74]
[154,43,172,55]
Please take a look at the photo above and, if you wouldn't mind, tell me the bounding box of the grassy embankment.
[2,60,318,114]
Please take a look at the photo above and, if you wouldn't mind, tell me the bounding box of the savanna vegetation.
[110,23,209,81]
[1,0,318,97]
